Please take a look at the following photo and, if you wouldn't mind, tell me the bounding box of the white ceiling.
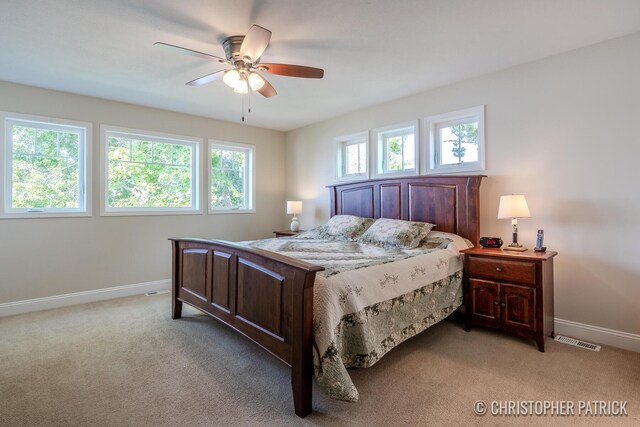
[1,1,640,131]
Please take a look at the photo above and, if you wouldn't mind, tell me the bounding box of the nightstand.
[273,230,304,238]
[461,247,558,352]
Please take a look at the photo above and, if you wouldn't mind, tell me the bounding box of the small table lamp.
[497,195,530,251]
[287,201,302,232]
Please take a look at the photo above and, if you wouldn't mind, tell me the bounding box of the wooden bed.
[170,175,483,417]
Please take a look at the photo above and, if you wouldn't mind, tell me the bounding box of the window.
[424,105,485,174]
[373,121,418,176]
[208,140,255,213]
[101,126,201,215]
[1,112,91,218]
[336,132,368,180]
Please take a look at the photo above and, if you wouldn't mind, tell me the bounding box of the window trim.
[423,105,485,175]
[372,120,419,178]
[207,139,256,214]
[335,131,369,181]
[100,125,202,216]
[0,111,92,219]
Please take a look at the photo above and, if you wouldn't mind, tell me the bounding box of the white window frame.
[208,139,255,214]
[0,111,92,219]
[100,125,202,216]
[335,131,369,181]
[372,120,419,178]
[423,105,485,175]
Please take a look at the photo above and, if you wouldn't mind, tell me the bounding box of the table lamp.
[287,201,302,232]
[497,195,530,251]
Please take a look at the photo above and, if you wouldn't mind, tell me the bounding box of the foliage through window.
[103,128,200,213]
[425,106,485,174]
[2,114,90,217]
[437,121,478,165]
[209,141,254,212]
[336,132,368,179]
[374,122,418,176]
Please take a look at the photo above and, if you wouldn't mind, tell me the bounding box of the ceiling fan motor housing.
[223,35,246,62]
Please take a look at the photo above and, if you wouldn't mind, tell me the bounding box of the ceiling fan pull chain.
[241,96,245,122]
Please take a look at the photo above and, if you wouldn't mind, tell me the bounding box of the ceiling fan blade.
[257,76,277,98]
[258,63,324,79]
[154,42,227,63]
[239,25,272,63]
[186,70,226,86]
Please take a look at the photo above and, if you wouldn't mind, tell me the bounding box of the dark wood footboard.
[170,238,324,417]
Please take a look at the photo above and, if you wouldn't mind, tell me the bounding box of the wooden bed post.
[290,272,315,417]
[329,186,337,218]
[171,239,183,319]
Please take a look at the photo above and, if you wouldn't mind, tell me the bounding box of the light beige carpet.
[1,294,638,426]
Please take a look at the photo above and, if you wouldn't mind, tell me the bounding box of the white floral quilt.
[244,231,471,402]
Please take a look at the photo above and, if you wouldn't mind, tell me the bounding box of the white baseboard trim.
[555,318,640,353]
[2,287,638,353]
[0,279,171,317]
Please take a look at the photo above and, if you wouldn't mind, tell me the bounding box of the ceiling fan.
[155,25,324,98]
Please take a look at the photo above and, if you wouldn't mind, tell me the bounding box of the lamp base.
[290,216,299,232]
[503,245,528,252]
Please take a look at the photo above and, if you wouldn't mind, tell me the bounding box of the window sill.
[208,209,256,215]
[0,211,92,219]
[335,173,369,182]
[100,209,202,217]
[373,169,419,179]
[425,163,484,175]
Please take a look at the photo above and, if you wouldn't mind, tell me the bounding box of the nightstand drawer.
[467,256,536,284]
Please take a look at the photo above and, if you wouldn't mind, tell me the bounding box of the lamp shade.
[286,201,302,215]
[497,195,531,219]
[233,79,249,94]
[248,72,265,91]
[223,69,240,88]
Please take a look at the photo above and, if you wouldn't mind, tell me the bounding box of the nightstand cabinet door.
[501,284,536,331]
[469,279,500,323]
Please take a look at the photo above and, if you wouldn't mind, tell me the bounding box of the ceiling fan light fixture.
[248,72,265,91]
[233,79,249,94]
[223,69,241,88]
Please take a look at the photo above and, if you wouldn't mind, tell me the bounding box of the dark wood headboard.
[327,175,484,245]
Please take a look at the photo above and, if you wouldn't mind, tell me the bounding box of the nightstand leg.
[172,298,182,320]
[536,337,545,352]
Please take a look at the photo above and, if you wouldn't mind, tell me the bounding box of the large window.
[373,121,418,176]
[336,132,368,180]
[101,126,200,215]
[1,112,91,218]
[208,140,255,213]
[424,105,485,174]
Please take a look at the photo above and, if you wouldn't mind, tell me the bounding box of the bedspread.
[244,233,469,402]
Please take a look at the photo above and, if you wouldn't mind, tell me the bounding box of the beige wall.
[285,32,640,335]
[0,82,286,303]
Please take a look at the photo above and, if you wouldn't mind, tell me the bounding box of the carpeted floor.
[1,294,638,426]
